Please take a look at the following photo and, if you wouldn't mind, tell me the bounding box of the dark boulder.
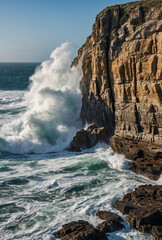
[53,220,107,240]
[114,185,162,239]
[113,200,136,215]
[96,211,123,222]
[70,124,108,152]
[96,211,124,233]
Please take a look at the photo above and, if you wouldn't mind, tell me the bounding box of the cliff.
[71,0,162,180]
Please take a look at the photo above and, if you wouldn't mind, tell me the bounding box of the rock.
[110,135,162,180]
[151,226,162,240]
[96,211,123,222]
[114,185,162,239]
[53,220,107,240]
[96,211,124,233]
[129,158,162,181]
[69,4,162,239]
[96,220,124,234]
[70,124,108,152]
[113,200,136,215]
[71,0,162,179]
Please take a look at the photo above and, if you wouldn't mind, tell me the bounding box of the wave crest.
[0,42,82,154]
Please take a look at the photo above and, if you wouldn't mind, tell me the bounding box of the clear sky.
[0,0,137,62]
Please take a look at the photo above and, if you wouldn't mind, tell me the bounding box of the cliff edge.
[71,0,162,180]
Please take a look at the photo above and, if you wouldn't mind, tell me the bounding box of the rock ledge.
[114,185,162,240]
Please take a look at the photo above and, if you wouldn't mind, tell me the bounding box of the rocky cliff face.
[71,0,162,179]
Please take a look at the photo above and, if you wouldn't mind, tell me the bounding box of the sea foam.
[0,42,82,154]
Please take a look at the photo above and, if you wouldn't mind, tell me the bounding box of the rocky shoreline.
[54,211,124,240]
[114,185,162,240]
[54,0,162,239]
[53,185,162,240]
[110,135,162,180]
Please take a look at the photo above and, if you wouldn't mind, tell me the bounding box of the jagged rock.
[151,226,162,240]
[70,124,108,152]
[53,220,107,240]
[71,0,162,179]
[129,158,162,181]
[113,201,136,215]
[96,211,124,233]
[96,220,124,234]
[110,135,162,180]
[96,211,123,222]
[114,185,162,239]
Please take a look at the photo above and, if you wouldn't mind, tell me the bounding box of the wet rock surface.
[54,212,124,239]
[114,185,162,239]
[110,136,162,180]
[96,211,124,233]
[96,211,123,221]
[53,220,107,240]
[70,124,108,152]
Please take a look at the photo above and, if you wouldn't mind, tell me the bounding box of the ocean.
[0,43,159,240]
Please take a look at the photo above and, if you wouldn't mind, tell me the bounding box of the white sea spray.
[0,42,82,154]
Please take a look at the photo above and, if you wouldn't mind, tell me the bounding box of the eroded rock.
[53,220,107,240]
[110,135,162,180]
[71,0,162,179]
[70,124,108,152]
[96,211,124,233]
[96,211,123,222]
[114,185,162,239]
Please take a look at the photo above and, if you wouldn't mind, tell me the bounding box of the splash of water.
[0,42,83,154]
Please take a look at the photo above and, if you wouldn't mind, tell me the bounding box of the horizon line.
[0,61,41,63]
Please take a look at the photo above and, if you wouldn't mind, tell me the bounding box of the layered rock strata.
[71,0,162,179]
[114,185,162,240]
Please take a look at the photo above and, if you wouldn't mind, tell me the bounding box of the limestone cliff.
[71,0,162,179]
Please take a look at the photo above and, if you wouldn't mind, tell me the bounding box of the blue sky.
[0,0,136,62]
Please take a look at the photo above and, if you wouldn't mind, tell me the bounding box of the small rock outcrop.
[110,135,162,180]
[96,211,124,233]
[54,212,124,239]
[70,124,108,151]
[53,220,107,240]
[114,185,162,239]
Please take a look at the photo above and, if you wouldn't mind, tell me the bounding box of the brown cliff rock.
[70,124,108,151]
[114,185,162,239]
[71,0,162,179]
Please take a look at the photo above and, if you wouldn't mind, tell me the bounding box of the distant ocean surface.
[0,45,159,240]
[0,63,38,91]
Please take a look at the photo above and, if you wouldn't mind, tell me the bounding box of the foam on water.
[0,144,157,240]
[0,43,82,154]
[0,90,26,127]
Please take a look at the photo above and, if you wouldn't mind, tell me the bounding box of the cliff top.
[96,0,162,20]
